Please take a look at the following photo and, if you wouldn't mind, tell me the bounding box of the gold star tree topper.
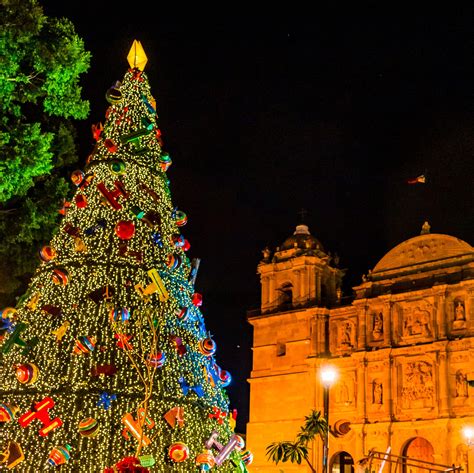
[127,40,148,70]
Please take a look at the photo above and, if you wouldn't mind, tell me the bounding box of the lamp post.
[320,365,337,473]
[463,426,474,473]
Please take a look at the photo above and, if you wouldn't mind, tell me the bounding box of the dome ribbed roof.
[372,233,474,274]
[280,224,324,252]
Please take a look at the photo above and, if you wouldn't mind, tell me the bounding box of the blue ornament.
[179,377,204,398]
[0,317,15,334]
[151,232,163,247]
[97,392,117,410]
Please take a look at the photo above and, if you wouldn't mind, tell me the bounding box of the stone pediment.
[372,234,473,277]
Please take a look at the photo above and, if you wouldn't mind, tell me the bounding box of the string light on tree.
[0,40,250,472]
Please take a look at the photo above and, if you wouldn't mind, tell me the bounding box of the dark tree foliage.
[0,0,91,304]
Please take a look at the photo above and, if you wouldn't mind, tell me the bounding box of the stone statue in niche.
[340,322,353,347]
[335,380,352,405]
[372,379,383,404]
[456,444,468,466]
[455,301,466,320]
[455,370,469,398]
[402,308,432,337]
[453,300,467,330]
[372,312,384,340]
[401,361,434,408]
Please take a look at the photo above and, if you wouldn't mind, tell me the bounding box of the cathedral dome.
[280,224,324,252]
[372,232,474,276]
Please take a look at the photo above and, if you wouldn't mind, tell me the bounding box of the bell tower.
[247,222,344,471]
[258,223,344,313]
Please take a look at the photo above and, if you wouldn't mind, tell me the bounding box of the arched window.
[330,451,354,473]
[277,282,293,309]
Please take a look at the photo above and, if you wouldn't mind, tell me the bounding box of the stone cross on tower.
[298,208,308,223]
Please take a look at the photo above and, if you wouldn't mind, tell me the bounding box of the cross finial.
[420,221,431,235]
[298,208,308,223]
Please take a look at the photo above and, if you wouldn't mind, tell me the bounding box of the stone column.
[260,276,268,309]
[268,275,275,308]
[316,269,321,305]
[468,288,474,329]
[438,350,449,416]
[293,270,301,304]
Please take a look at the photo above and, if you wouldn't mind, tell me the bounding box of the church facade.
[246,223,474,472]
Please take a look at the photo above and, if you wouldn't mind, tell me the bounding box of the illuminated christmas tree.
[0,40,252,472]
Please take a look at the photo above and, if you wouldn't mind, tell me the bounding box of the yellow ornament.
[74,237,87,253]
[52,321,70,344]
[26,293,40,311]
[127,40,148,71]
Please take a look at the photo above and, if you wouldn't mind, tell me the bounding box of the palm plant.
[266,410,328,472]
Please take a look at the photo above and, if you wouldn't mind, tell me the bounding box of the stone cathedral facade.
[246,222,474,472]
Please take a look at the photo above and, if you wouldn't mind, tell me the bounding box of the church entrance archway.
[330,451,354,473]
[403,437,434,473]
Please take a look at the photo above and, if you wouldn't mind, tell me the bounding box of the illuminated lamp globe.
[320,365,337,387]
[463,426,474,445]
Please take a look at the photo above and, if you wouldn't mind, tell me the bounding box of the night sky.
[39,4,474,433]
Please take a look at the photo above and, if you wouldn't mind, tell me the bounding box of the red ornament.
[115,333,133,350]
[58,200,71,215]
[104,456,149,473]
[168,443,189,463]
[75,194,88,208]
[192,293,203,307]
[91,123,103,141]
[115,221,135,240]
[71,170,85,186]
[15,363,39,385]
[39,246,56,262]
[18,397,63,436]
[52,268,69,286]
[209,406,227,424]
[104,139,118,153]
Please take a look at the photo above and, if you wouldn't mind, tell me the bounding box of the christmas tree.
[0,40,252,472]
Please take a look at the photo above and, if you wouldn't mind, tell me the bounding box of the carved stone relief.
[396,238,446,262]
[339,321,354,348]
[401,361,435,408]
[402,306,432,338]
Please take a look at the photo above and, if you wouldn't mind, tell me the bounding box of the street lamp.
[463,426,474,473]
[320,365,337,473]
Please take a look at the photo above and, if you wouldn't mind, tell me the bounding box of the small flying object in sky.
[407,173,426,184]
